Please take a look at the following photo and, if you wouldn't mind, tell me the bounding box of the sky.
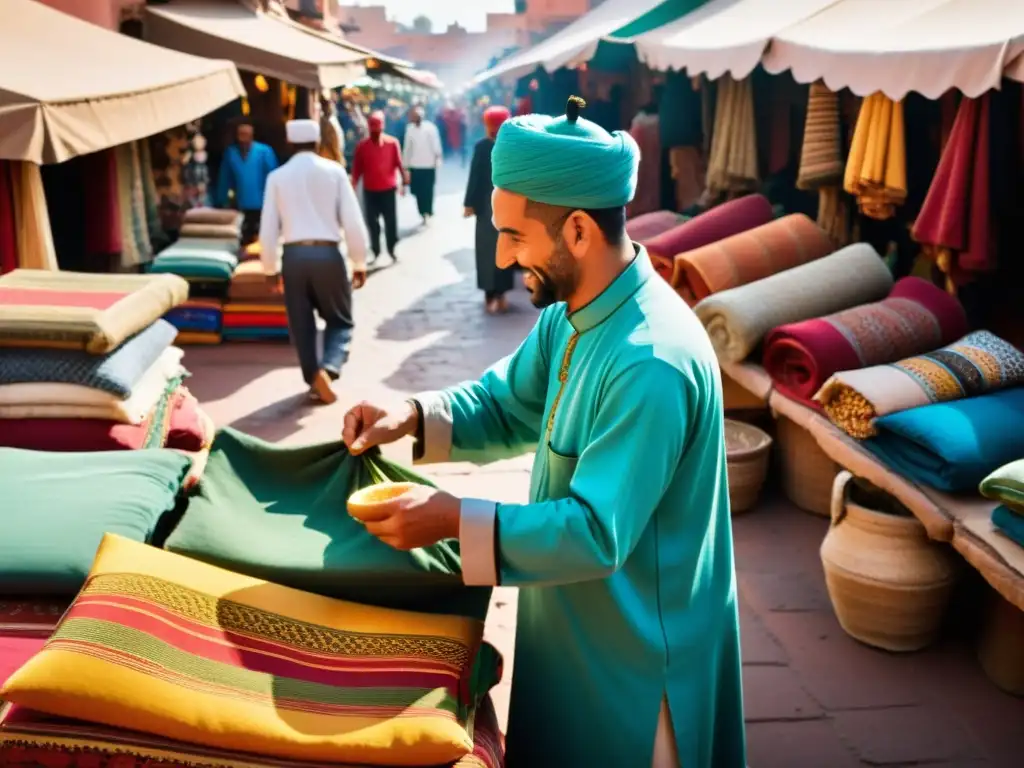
[346,1,517,34]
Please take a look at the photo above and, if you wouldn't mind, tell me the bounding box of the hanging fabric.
[10,161,58,271]
[82,148,123,259]
[797,82,851,247]
[911,94,994,291]
[705,75,759,197]
[114,143,152,269]
[138,139,169,252]
[843,93,907,221]
[0,161,18,275]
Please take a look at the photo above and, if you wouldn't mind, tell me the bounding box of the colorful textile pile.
[844,93,907,221]
[817,331,1024,439]
[980,460,1024,547]
[862,387,1024,492]
[224,259,289,342]
[0,269,188,354]
[1,534,504,767]
[643,194,773,283]
[669,213,833,304]
[763,277,969,403]
[165,297,224,346]
[911,94,995,290]
[165,427,492,618]
[694,243,893,364]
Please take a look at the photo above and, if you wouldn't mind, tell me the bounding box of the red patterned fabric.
[0,599,67,638]
[763,276,969,403]
[0,386,208,453]
[644,194,774,283]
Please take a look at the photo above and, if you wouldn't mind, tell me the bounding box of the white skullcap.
[286,119,320,144]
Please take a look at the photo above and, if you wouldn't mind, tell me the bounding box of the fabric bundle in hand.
[817,331,1024,439]
[694,243,892,364]
[863,387,1024,492]
[165,427,491,619]
[670,214,833,304]
[762,277,968,403]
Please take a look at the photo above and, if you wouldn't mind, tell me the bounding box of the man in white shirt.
[402,106,443,225]
[258,119,371,405]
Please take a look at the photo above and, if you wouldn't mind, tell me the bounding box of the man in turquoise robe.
[342,96,745,768]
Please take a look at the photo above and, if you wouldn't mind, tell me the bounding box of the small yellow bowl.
[347,481,418,522]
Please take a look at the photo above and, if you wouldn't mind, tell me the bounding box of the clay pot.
[821,471,958,652]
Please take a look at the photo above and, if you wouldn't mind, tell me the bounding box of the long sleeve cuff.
[411,390,452,464]
[459,498,498,586]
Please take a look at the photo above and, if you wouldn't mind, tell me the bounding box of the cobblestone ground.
[183,163,1022,767]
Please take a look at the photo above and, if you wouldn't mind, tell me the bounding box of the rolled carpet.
[644,194,773,282]
[625,210,686,242]
[670,213,833,304]
[763,277,969,403]
[817,330,1024,439]
[694,243,893,364]
[862,387,1024,492]
[992,506,1024,548]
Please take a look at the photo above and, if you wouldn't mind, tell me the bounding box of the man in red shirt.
[351,111,405,264]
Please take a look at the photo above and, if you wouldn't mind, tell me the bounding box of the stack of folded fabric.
[0,432,506,767]
[149,207,242,303]
[980,460,1024,548]
[0,270,210,453]
[223,259,290,342]
[164,296,225,345]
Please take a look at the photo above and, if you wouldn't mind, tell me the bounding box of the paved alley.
[182,164,1022,767]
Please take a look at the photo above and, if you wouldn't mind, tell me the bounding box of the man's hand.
[400,186,407,197]
[403,170,411,185]
[349,484,460,550]
[265,274,283,294]
[342,399,418,454]
[351,268,367,290]
[463,207,474,218]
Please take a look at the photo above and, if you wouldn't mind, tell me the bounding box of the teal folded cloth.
[864,387,1024,492]
[151,252,237,281]
[992,506,1024,547]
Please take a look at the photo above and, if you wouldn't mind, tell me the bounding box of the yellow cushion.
[1,534,491,765]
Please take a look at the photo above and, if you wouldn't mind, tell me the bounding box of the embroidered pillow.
[1,535,498,765]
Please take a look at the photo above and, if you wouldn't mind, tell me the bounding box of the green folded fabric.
[165,427,491,619]
[0,448,192,594]
[979,458,1024,513]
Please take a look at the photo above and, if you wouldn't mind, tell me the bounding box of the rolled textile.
[0,269,188,354]
[843,93,907,221]
[175,330,221,345]
[695,243,893,364]
[625,210,686,242]
[670,213,833,304]
[764,277,969,403]
[182,207,243,227]
[222,311,289,329]
[992,506,1024,548]
[817,331,1024,439]
[0,347,184,424]
[862,387,1024,492]
[0,318,176,398]
[0,382,209,453]
[646,194,773,282]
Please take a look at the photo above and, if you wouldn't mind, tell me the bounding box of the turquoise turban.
[491,96,640,209]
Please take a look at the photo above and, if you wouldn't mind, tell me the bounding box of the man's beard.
[527,238,578,309]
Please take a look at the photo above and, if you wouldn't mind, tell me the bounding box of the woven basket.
[821,472,958,652]
[725,419,772,514]
[977,593,1024,696]
[776,415,839,516]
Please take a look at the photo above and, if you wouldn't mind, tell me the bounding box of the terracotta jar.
[820,471,958,652]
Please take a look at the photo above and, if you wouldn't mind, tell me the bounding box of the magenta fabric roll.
[626,210,685,242]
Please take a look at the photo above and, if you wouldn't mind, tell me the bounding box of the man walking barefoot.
[259,119,370,404]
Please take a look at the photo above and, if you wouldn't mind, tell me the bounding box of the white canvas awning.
[471,0,671,86]
[631,0,840,79]
[0,0,243,164]
[762,0,1024,99]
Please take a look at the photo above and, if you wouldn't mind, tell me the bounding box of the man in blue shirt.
[215,120,278,243]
